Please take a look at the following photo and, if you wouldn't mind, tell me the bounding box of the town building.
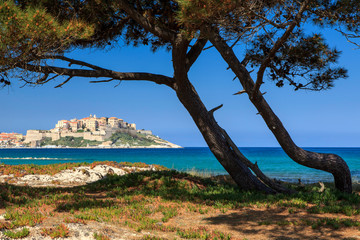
[55,120,69,129]
[0,132,24,146]
[69,122,79,132]
[24,114,138,144]
[108,117,119,128]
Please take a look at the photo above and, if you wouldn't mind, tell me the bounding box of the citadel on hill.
[5,114,181,148]
[54,114,137,133]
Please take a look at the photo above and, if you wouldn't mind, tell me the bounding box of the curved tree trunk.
[209,32,352,193]
[170,37,291,194]
[175,78,274,193]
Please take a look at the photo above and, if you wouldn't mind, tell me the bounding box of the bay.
[0,147,359,183]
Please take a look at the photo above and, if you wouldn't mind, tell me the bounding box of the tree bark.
[209,32,352,193]
[175,78,276,193]
[170,36,288,193]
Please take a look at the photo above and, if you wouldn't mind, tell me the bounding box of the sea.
[0,147,359,183]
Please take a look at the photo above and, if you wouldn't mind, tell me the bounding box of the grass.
[4,207,45,228]
[94,232,111,240]
[0,161,167,177]
[176,226,231,239]
[142,236,168,240]
[258,218,360,229]
[3,227,30,239]
[308,217,360,229]
[0,163,360,239]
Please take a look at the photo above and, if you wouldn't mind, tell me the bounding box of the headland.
[0,114,181,148]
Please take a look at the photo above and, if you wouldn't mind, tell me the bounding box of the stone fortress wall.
[24,128,152,144]
[24,115,153,146]
[24,128,146,143]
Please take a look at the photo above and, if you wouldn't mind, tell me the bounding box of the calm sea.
[0,147,359,183]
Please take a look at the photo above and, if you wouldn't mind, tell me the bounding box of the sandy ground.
[1,207,359,240]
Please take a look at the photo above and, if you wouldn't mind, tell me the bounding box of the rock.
[107,168,115,175]
[0,164,157,188]
[81,169,91,177]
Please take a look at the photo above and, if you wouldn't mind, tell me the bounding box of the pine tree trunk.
[174,74,275,193]
[170,37,284,193]
[209,32,352,193]
[250,97,352,192]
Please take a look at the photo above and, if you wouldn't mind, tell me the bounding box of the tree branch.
[185,37,208,72]
[90,78,115,83]
[335,28,360,49]
[117,0,176,42]
[252,1,309,97]
[233,90,246,95]
[37,74,59,85]
[49,55,106,71]
[55,76,72,88]
[20,63,175,88]
[203,45,214,51]
[209,104,223,116]
[249,10,291,29]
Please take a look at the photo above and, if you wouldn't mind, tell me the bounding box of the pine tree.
[1,0,358,193]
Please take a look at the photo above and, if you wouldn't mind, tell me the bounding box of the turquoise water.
[0,147,359,183]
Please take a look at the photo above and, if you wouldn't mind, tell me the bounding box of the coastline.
[1,147,359,184]
[0,144,183,149]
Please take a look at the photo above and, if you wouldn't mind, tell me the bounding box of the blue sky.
[1,28,359,147]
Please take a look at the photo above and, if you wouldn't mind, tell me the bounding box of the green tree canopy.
[1,0,357,90]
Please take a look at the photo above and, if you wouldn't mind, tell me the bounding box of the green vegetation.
[108,132,160,147]
[259,217,360,230]
[0,163,360,238]
[4,207,44,227]
[38,132,165,148]
[40,136,102,147]
[3,227,30,239]
[176,227,231,239]
[94,232,111,240]
[0,161,167,177]
[42,224,69,238]
[142,236,167,240]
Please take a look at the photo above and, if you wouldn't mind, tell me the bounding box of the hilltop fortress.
[24,114,153,146]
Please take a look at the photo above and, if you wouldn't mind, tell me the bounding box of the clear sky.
[1,28,359,147]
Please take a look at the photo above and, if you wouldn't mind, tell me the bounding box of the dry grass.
[0,163,359,239]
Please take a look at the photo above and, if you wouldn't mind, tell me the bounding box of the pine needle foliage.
[0,0,94,74]
[1,0,358,90]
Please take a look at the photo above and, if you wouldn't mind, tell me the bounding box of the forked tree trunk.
[209,32,352,193]
[175,77,275,193]
[170,38,290,193]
